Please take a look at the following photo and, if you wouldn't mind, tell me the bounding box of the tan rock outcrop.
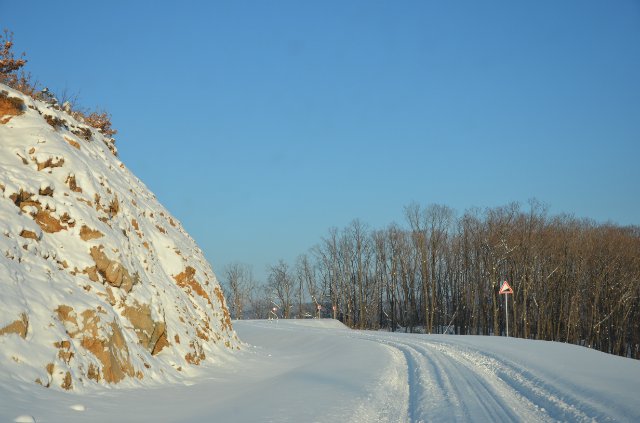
[19,229,39,240]
[35,209,65,233]
[184,340,205,365]
[36,156,65,171]
[83,266,99,282]
[38,186,54,196]
[55,305,135,384]
[80,319,134,384]
[63,135,80,149]
[54,340,74,364]
[61,371,73,390]
[10,190,36,209]
[122,301,169,355]
[90,246,137,293]
[173,266,211,306]
[0,313,29,338]
[66,174,82,193]
[9,190,67,233]
[79,225,103,241]
[0,91,24,124]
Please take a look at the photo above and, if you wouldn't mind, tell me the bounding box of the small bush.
[71,126,92,141]
[0,29,26,76]
[84,111,117,137]
[44,114,67,129]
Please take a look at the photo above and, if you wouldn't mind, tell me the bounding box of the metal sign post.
[499,281,514,337]
[505,294,509,337]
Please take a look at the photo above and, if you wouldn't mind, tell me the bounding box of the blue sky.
[4,1,639,282]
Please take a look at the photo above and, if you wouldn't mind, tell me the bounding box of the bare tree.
[249,284,274,319]
[297,254,319,317]
[268,260,294,318]
[221,263,255,319]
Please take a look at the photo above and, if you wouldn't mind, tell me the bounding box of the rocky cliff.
[0,84,239,391]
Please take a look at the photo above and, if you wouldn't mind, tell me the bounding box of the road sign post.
[499,281,514,337]
[505,292,509,337]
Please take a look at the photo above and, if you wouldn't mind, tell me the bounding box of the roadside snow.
[1,319,639,422]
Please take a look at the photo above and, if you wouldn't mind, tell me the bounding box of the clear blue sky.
[4,1,639,282]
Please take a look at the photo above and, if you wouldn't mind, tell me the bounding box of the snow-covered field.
[1,319,639,422]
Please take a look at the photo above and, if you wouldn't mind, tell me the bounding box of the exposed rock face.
[122,301,168,355]
[0,90,25,123]
[0,84,239,391]
[174,266,212,306]
[0,313,28,338]
[55,305,135,384]
[89,245,137,293]
[79,225,103,241]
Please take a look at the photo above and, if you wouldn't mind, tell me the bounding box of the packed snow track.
[353,332,602,422]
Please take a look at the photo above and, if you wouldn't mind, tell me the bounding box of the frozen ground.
[2,319,639,422]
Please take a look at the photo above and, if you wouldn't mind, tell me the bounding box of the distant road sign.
[499,281,514,295]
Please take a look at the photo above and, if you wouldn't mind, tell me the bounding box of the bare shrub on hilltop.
[84,111,117,138]
[1,28,118,152]
[0,29,26,76]
[0,30,40,97]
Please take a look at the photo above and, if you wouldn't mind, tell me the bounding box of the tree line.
[221,201,640,359]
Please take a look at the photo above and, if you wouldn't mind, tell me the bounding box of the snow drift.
[0,84,239,391]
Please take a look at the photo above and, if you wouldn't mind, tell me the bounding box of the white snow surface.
[1,318,638,422]
[0,84,238,392]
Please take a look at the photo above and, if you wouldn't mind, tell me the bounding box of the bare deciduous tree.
[221,263,255,320]
[268,260,294,319]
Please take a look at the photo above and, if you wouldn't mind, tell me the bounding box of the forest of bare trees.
[221,201,640,359]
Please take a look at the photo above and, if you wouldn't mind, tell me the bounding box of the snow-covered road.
[2,319,639,422]
[234,320,640,422]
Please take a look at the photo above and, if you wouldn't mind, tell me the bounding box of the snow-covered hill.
[0,84,239,392]
[1,319,639,422]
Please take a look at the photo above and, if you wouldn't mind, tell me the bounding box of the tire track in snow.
[413,340,546,422]
[353,332,457,422]
[392,341,448,421]
[428,341,598,422]
[353,332,559,422]
[420,345,508,421]
[388,339,531,422]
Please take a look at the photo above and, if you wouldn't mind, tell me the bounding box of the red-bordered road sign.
[499,281,514,295]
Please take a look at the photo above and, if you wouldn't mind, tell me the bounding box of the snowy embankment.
[1,83,238,394]
[2,319,639,423]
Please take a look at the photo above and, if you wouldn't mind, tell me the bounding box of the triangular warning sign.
[499,281,513,294]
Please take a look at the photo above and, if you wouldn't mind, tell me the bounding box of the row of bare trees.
[220,201,640,359]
